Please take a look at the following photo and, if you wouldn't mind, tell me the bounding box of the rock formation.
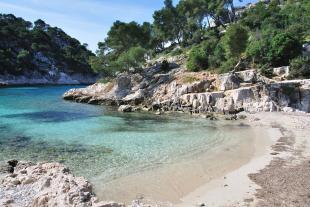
[0,160,124,207]
[63,56,310,114]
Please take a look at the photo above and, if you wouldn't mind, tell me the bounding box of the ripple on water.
[0,134,118,177]
[3,111,97,122]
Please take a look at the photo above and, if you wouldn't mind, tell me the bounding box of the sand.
[92,122,260,205]
[93,112,310,207]
[178,112,310,207]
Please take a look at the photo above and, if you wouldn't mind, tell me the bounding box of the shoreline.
[1,112,309,206]
[177,112,310,207]
[91,112,309,207]
[91,117,272,206]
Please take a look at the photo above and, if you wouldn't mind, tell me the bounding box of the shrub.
[160,60,170,72]
[170,48,183,56]
[209,42,226,69]
[288,56,310,80]
[260,64,273,78]
[218,58,238,74]
[267,32,301,66]
[186,46,208,72]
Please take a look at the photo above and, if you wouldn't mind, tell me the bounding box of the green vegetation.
[187,46,208,72]
[2,0,309,80]
[90,0,309,79]
[0,14,94,76]
[288,57,310,79]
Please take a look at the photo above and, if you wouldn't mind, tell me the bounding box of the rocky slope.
[0,50,98,86]
[63,56,310,114]
[0,160,124,207]
[0,14,97,86]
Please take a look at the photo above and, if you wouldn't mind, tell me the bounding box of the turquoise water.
[0,86,250,182]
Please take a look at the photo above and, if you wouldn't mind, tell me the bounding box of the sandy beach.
[91,112,310,207]
[178,112,310,207]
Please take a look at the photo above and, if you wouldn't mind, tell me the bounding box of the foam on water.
[0,86,251,183]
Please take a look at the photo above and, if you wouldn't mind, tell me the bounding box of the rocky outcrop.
[63,57,310,114]
[273,66,290,79]
[217,73,241,91]
[118,105,133,112]
[0,160,124,207]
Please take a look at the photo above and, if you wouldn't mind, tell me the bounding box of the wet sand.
[92,120,272,206]
[93,112,310,207]
[179,112,310,207]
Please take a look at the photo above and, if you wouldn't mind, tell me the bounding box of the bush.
[186,46,208,72]
[267,32,301,66]
[260,64,273,78]
[160,60,170,72]
[218,58,238,74]
[288,57,310,79]
[209,42,226,69]
[170,48,183,56]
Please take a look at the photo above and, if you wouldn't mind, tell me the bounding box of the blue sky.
[0,0,257,52]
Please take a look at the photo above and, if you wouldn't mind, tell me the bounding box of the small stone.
[12,179,21,185]
[20,170,27,174]
[118,105,133,113]
[22,177,35,185]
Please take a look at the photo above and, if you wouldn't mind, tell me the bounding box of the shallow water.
[0,86,251,184]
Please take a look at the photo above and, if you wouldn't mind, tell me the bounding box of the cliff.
[63,56,310,114]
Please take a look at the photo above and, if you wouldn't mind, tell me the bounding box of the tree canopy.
[0,14,94,76]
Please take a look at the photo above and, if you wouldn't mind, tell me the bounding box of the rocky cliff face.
[63,57,310,114]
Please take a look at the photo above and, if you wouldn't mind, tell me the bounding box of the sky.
[0,0,257,52]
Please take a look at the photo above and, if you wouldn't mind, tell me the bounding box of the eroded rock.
[0,161,125,207]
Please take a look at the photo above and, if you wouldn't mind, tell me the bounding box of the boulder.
[123,89,145,104]
[218,73,241,91]
[236,69,257,83]
[118,105,133,112]
[273,66,289,78]
[231,87,255,108]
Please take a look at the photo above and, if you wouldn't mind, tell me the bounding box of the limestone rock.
[118,105,133,112]
[0,161,125,207]
[273,66,289,78]
[218,73,241,91]
[236,69,257,83]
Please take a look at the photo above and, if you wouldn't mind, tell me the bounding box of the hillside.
[89,0,309,79]
[0,14,97,85]
[63,0,310,115]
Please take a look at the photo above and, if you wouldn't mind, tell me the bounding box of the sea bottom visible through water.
[0,86,255,203]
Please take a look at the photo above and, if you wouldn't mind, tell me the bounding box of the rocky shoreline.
[0,72,98,86]
[63,57,310,115]
[0,160,124,207]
